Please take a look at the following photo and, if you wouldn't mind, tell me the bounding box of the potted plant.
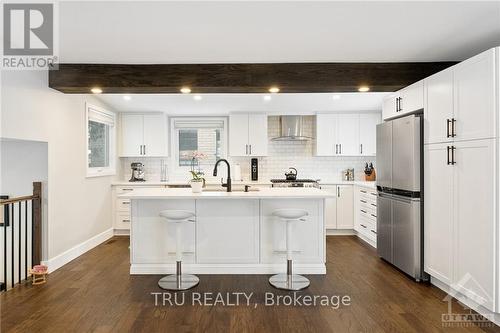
[190,171,205,193]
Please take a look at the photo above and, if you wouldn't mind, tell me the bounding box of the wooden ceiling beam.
[48,62,457,94]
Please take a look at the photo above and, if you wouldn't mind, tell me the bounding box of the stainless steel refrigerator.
[376,114,427,281]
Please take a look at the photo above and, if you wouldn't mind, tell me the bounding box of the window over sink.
[86,103,116,177]
[171,118,227,176]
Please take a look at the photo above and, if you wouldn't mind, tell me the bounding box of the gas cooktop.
[270,179,318,183]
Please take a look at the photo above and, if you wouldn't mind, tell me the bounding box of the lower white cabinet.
[424,139,496,311]
[323,185,353,230]
[196,200,260,263]
[112,185,165,231]
[354,186,378,247]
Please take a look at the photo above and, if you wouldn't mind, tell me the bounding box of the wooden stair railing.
[0,182,42,291]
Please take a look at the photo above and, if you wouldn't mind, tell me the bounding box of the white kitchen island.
[120,187,334,275]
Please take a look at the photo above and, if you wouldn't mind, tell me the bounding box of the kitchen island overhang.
[121,188,335,275]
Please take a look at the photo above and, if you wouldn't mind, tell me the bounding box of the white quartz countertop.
[111,179,377,189]
[119,187,337,199]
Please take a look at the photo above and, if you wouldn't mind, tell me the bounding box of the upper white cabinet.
[453,48,496,142]
[316,113,380,156]
[424,48,496,144]
[424,68,454,144]
[229,113,268,156]
[120,114,168,157]
[359,113,381,156]
[315,114,338,156]
[337,114,360,156]
[382,80,424,120]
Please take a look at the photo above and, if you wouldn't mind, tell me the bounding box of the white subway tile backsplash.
[119,116,376,183]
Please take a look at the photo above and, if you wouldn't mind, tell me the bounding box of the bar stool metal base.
[269,274,310,291]
[158,274,199,291]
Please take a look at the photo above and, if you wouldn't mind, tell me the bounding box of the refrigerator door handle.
[446,119,451,138]
[451,146,456,165]
[447,146,451,165]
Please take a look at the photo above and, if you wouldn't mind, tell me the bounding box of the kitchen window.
[86,103,116,177]
[171,118,227,172]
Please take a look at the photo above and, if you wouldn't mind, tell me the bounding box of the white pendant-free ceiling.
[59,1,500,64]
[96,93,388,115]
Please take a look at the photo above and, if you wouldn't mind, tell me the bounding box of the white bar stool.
[158,210,199,291]
[269,209,310,291]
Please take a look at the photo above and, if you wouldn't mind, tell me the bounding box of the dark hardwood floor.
[1,236,499,332]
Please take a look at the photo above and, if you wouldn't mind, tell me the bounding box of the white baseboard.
[42,228,113,273]
[326,229,355,236]
[113,229,130,236]
[130,263,326,275]
[355,232,377,248]
[431,277,500,327]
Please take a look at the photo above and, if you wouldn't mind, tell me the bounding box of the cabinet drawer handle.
[370,192,377,196]
[370,229,377,234]
[360,224,367,228]
[360,200,367,203]
[122,201,130,205]
[360,190,367,193]
[360,209,367,213]
[122,188,133,191]
[370,203,377,207]
[122,219,130,223]
[371,214,377,218]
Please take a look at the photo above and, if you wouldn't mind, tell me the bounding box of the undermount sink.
[203,187,260,192]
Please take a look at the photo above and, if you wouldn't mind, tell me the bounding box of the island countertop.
[120,187,336,199]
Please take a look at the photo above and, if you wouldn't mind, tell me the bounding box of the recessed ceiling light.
[180,87,191,94]
[90,87,102,94]
[263,95,272,101]
[358,86,370,92]
[193,95,202,101]
[269,86,280,93]
[123,95,131,101]
[332,94,341,100]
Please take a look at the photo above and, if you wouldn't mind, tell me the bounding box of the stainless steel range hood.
[271,116,313,141]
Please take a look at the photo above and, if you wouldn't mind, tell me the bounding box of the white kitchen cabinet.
[322,186,337,229]
[229,113,268,156]
[121,114,143,156]
[120,114,168,157]
[336,185,354,229]
[359,113,380,156]
[112,185,167,232]
[315,114,337,156]
[324,185,353,230]
[382,81,423,121]
[424,68,454,145]
[354,186,377,247]
[400,80,424,114]
[453,48,496,142]
[196,199,260,263]
[316,113,379,156]
[424,143,453,284]
[337,114,360,156]
[424,139,496,311]
[248,114,268,156]
[453,139,495,311]
[382,93,398,120]
[424,49,496,145]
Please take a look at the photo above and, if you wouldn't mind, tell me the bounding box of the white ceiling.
[59,1,500,63]
[96,92,387,115]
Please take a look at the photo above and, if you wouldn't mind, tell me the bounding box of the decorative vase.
[191,180,203,193]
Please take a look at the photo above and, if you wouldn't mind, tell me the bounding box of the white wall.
[0,70,116,262]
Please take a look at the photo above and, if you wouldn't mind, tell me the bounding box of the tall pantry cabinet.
[423,48,498,312]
